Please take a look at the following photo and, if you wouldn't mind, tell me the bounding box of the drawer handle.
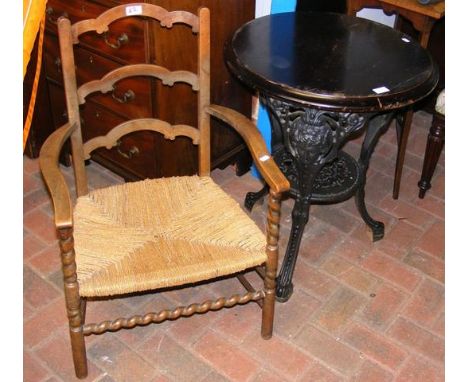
[46,7,68,24]
[54,57,62,73]
[116,139,140,159]
[103,32,129,49]
[111,88,135,104]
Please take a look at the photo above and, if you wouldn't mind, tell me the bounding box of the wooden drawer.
[74,46,153,118]
[48,82,68,127]
[45,36,153,119]
[80,102,158,179]
[45,0,147,63]
[43,32,62,84]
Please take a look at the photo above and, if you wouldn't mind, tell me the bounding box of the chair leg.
[261,191,281,339]
[418,112,445,198]
[69,326,88,379]
[58,228,88,379]
[393,109,413,199]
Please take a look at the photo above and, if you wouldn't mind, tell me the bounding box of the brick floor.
[23,110,445,381]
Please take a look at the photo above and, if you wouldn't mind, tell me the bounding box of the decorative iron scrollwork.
[264,96,367,167]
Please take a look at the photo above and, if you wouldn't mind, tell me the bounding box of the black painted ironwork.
[245,97,395,301]
[227,12,438,302]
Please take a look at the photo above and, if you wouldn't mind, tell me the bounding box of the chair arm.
[205,104,290,194]
[39,122,76,228]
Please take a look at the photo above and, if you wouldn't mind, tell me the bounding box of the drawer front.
[43,32,62,84]
[44,33,152,120]
[47,83,68,128]
[80,102,157,179]
[46,0,147,63]
[74,46,153,119]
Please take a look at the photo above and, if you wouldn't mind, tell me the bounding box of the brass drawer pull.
[116,139,139,159]
[46,7,68,24]
[103,32,129,49]
[111,88,135,104]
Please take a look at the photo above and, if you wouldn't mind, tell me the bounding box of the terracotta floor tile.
[415,220,445,259]
[361,249,422,292]
[24,351,50,382]
[343,323,407,370]
[274,289,322,339]
[299,360,344,382]
[414,194,445,220]
[137,332,212,381]
[23,265,61,309]
[24,233,48,260]
[388,317,444,363]
[403,250,445,283]
[24,171,41,194]
[24,299,68,349]
[24,187,52,215]
[293,259,340,301]
[294,325,362,377]
[251,369,290,382]
[193,331,260,382]
[28,245,62,277]
[358,283,408,330]
[300,220,344,263]
[23,208,58,246]
[402,278,444,328]
[350,359,393,382]
[35,334,104,381]
[243,334,311,380]
[209,301,260,343]
[395,356,444,382]
[88,336,156,382]
[313,287,366,334]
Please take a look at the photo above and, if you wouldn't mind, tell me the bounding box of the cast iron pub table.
[225,12,438,302]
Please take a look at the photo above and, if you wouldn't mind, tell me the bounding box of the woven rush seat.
[74,176,267,297]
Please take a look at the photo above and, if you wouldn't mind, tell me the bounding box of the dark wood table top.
[225,12,438,112]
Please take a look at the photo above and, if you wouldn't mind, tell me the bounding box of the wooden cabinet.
[29,0,255,180]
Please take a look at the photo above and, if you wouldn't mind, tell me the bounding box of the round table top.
[225,12,439,112]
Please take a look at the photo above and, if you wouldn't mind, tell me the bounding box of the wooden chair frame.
[39,4,289,378]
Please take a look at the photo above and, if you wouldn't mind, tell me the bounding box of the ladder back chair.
[39,3,289,379]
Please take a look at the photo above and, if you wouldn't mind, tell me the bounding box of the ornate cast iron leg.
[263,97,369,301]
[355,113,394,241]
[276,197,311,301]
[245,184,269,211]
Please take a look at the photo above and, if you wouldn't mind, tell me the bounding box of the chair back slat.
[83,119,200,159]
[71,3,199,43]
[77,64,199,105]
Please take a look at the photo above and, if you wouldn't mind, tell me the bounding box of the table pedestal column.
[245,96,394,301]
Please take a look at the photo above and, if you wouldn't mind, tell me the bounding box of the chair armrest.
[39,122,76,228]
[205,104,290,194]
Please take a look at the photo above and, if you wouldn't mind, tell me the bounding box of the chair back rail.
[77,64,199,104]
[82,119,200,160]
[71,3,200,42]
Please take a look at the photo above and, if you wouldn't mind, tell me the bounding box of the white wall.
[357,8,395,27]
[255,0,271,18]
